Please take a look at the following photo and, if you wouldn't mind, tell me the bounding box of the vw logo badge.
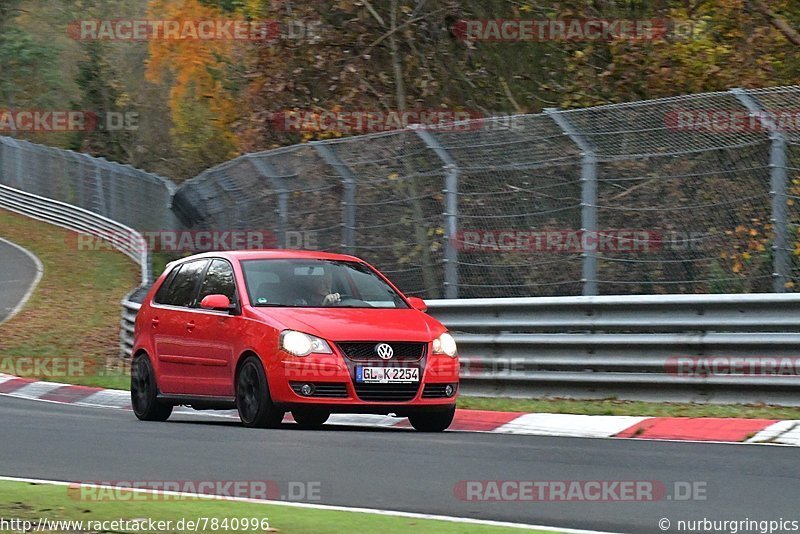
[375,343,394,360]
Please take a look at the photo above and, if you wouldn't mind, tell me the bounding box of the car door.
[151,259,209,394]
[183,258,240,397]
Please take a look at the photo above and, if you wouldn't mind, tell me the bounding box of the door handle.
[186,320,196,331]
[151,318,160,327]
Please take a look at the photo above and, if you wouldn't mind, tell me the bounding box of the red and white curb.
[1,373,798,445]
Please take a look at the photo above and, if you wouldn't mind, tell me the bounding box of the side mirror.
[407,296,428,312]
[200,294,234,312]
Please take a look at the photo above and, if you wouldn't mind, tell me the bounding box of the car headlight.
[280,330,332,357]
[432,332,458,358]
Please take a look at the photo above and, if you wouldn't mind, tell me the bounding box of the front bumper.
[267,344,459,412]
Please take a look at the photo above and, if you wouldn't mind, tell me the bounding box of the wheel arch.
[132,348,156,373]
[234,350,263,382]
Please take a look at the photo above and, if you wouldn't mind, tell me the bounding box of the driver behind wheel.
[312,268,340,306]
[291,267,340,306]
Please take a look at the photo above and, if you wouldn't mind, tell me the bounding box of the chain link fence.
[0,137,177,235]
[174,86,800,298]
[3,86,800,299]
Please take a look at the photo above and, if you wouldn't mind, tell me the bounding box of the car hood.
[250,307,442,342]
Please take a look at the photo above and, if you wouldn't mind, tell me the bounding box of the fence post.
[546,108,598,296]
[93,165,107,217]
[414,128,460,299]
[0,137,24,190]
[0,138,7,186]
[731,88,790,292]
[67,151,85,209]
[0,138,5,186]
[310,142,356,253]
[249,156,289,248]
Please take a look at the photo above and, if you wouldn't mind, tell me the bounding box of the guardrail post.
[311,142,356,253]
[414,128,460,299]
[249,156,290,248]
[546,109,598,296]
[731,89,790,292]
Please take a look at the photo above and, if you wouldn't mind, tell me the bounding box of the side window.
[153,266,179,304]
[198,259,237,303]
[158,260,208,307]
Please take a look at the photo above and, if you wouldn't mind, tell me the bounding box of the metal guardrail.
[0,184,151,285]
[426,294,800,404]
[120,297,142,360]
[120,291,800,404]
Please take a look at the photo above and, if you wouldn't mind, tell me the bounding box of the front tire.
[408,406,455,432]
[292,410,330,429]
[131,354,173,422]
[236,356,284,428]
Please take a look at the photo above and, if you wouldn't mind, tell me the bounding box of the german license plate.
[356,366,419,384]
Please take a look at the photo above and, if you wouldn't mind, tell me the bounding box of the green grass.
[0,480,550,533]
[0,209,139,388]
[458,396,800,420]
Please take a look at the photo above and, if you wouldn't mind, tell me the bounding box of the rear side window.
[154,259,208,307]
[153,266,179,304]
[198,259,237,303]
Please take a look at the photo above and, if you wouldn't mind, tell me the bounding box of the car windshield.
[241,259,408,309]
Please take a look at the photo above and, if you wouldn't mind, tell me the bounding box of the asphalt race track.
[0,238,40,324]
[0,395,797,533]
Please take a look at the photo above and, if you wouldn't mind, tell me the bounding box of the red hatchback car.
[131,250,459,431]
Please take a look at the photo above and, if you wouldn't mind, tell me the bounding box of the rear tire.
[131,354,173,422]
[292,410,330,429]
[408,406,455,432]
[236,356,284,428]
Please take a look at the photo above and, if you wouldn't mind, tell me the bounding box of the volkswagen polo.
[131,250,459,431]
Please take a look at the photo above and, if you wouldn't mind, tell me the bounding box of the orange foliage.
[145,0,239,157]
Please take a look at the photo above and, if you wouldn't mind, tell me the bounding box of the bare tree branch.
[388,0,406,110]
[500,77,525,114]
[368,9,445,49]
[362,0,386,27]
[749,0,800,47]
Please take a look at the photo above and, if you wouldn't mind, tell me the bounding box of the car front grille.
[336,342,426,362]
[353,383,420,402]
[290,382,349,398]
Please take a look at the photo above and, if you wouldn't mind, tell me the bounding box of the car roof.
[171,249,364,264]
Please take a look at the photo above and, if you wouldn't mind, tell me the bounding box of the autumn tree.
[145,0,243,178]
